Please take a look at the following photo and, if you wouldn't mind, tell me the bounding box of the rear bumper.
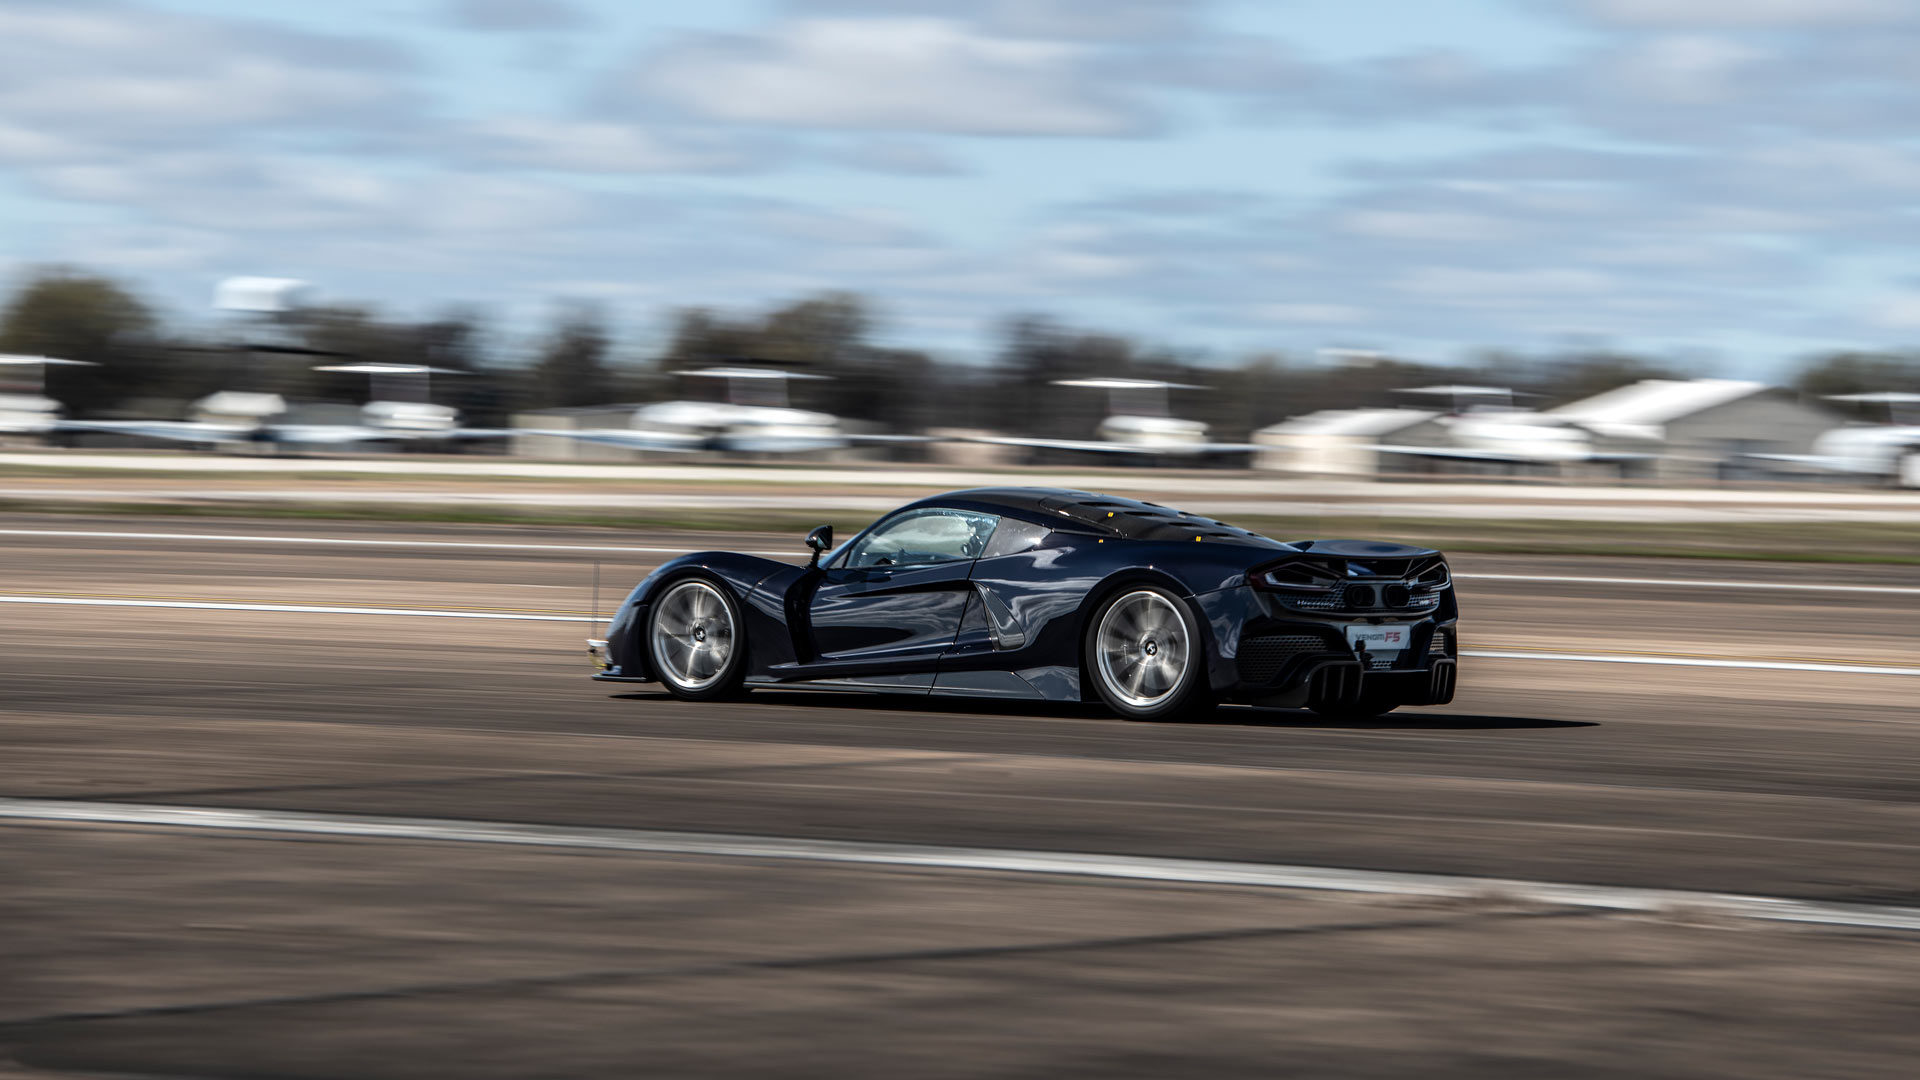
[1229,656,1455,710]
[1219,611,1458,709]
[1197,582,1459,706]
[1348,658,1457,707]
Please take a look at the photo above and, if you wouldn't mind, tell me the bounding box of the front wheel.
[646,576,747,701]
[1085,585,1213,721]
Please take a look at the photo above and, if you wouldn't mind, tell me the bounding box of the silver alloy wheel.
[650,580,736,692]
[1094,589,1191,709]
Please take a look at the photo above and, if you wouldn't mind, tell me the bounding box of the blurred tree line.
[4,266,1917,437]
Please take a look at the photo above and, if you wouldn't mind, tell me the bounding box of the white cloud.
[1337,209,1511,243]
[0,120,96,164]
[1610,35,1763,104]
[1870,292,1920,329]
[1585,240,1732,268]
[636,17,1152,135]
[1256,303,1366,325]
[30,151,593,237]
[1032,250,1146,278]
[0,4,416,141]
[31,162,150,202]
[752,205,930,247]
[798,0,1200,42]
[459,117,763,173]
[1080,189,1267,217]
[446,0,588,33]
[409,175,592,234]
[1740,140,1920,193]
[1394,266,1618,302]
[59,224,232,270]
[831,137,968,175]
[1583,0,1912,27]
[1680,206,1822,234]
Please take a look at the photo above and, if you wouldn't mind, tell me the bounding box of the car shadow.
[608,691,1593,731]
[1201,708,1596,731]
[610,689,1109,719]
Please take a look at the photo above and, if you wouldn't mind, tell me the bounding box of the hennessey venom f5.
[588,488,1457,720]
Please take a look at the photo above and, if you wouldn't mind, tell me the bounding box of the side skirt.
[744,668,1070,702]
[747,673,932,695]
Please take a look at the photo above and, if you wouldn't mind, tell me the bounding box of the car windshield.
[844,508,999,568]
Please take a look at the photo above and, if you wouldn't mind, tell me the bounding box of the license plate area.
[1344,624,1411,655]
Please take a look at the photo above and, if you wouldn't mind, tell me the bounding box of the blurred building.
[1548,379,1839,482]
[1251,408,1443,474]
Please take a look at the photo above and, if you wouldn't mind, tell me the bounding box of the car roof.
[904,487,1295,549]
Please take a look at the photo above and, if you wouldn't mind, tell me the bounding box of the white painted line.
[1455,572,1920,596]
[1461,649,1920,676]
[5,799,1917,933]
[0,596,589,622]
[0,528,1912,596]
[0,527,798,559]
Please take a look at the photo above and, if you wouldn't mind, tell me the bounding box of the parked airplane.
[1744,392,1920,486]
[963,378,1261,459]
[1368,385,1658,470]
[0,355,95,438]
[61,363,490,449]
[515,367,922,456]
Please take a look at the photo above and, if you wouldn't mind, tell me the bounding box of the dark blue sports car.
[588,488,1457,720]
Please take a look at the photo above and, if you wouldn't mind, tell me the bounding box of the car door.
[806,508,999,674]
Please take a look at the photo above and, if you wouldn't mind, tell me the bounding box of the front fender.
[608,551,798,679]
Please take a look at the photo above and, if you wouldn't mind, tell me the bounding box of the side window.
[844,509,999,568]
[980,519,1050,558]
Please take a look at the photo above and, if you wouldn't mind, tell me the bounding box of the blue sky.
[7,0,1920,372]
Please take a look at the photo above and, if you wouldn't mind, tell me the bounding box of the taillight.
[1410,559,1452,589]
[1248,558,1342,592]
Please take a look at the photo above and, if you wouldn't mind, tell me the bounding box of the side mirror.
[805,524,833,568]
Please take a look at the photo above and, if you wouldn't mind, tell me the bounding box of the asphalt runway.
[4,514,1918,1077]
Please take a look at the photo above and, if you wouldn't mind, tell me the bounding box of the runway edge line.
[6,799,1919,933]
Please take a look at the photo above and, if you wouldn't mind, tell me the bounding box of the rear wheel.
[647,577,747,701]
[1085,586,1213,721]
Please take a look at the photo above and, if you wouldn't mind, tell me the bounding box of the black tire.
[645,574,748,702]
[1083,584,1214,721]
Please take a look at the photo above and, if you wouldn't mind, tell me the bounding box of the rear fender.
[1075,568,1225,701]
